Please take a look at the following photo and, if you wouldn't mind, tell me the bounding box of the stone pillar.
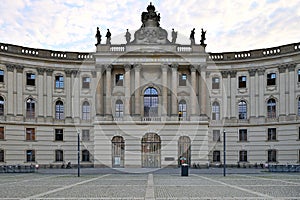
[72,70,80,122]
[288,64,296,117]
[105,65,112,118]
[6,65,14,117]
[200,66,208,118]
[257,68,265,118]
[278,65,286,119]
[65,70,72,120]
[171,63,178,118]
[134,64,141,117]
[190,66,197,116]
[95,65,103,116]
[124,64,131,118]
[229,71,237,119]
[46,69,53,121]
[161,64,168,118]
[248,69,257,118]
[221,71,229,119]
[37,68,45,121]
[16,65,24,117]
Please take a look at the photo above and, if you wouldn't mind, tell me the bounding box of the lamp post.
[223,129,226,177]
[77,131,80,177]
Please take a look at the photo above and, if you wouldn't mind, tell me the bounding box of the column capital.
[171,63,178,69]
[287,63,296,72]
[105,64,112,71]
[278,65,286,73]
[124,64,131,72]
[221,70,229,78]
[37,68,45,75]
[161,64,169,72]
[248,69,257,76]
[6,64,14,72]
[15,65,24,73]
[190,65,198,72]
[46,69,54,76]
[71,69,79,77]
[206,71,211,78]
[65,69,72,77]
[257,68,265,76]
[91,71,97,78]
[229,70,237,78]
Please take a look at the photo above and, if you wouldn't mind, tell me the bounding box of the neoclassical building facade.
[0,4,299,168]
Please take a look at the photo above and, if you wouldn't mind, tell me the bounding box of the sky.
[0,0,299,53]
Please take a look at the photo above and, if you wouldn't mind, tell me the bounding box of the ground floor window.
[112,136,124,167]
[82,150,90,162]
[213,151,221,162]
[26,150,35,162]
[268,149,277,162]
[239,150,247,162]
[178,136,191,166]
[0,149,4,162]
[55,150,63,162]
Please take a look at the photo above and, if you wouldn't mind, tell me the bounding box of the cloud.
[0,0,299,53]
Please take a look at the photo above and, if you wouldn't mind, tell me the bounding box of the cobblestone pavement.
[0,171,299,199]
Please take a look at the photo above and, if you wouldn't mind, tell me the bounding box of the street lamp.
[77,131,80,177]
[223,129,226,177]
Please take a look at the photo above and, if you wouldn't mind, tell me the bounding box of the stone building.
[0,3,299,168]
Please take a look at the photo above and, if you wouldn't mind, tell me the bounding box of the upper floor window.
[144,87,158,117]
[115,74,124,86]
[267,128,277,141]
[55,129,63,141]
[82,101,90,120]
[239,129,247,142]
[0,149,4,162]
[82,150,90,162]
[26,73,36,86]
[26,128,35,141]
[55,75,64,89]
[82,77,90,89]
[0,127,4,140]
[267,99,276,118]
[115,100,124,118]
[212,130,220,142]
[298,127,300,140]
[82,130,90,141]
[213,151,221,162]
[298,69,300,82]
[55,150,63,162]
[26,150,35,162]
[55,100,64,119]
[179,74,187,86]
[26,98,35,118]
[267,73,276,86]
[178,100,187,120]
[212,77,220,89]
[239,150,247,162]
[238,100,247,119]
[0,96,4,116]
[212,102,220,120]
[0,70,4,83]
[267,149,277,162]
[298,97,300,116]
[238,76,247,88]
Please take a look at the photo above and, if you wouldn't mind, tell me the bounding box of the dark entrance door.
[141,133,161,168]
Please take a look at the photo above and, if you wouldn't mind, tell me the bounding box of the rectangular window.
[212,130,220,142]
[82,130,90,141]
[239,150,247,162]
[267,128,276,141]
[299,127,300,140]
[213,151,221,162]
[26,73,36,86]
[212,77,220,89]
[55,150,63,162]
[179,74,187,86]
[26,128,35,141]
[298,69,300,82]
[26,150,35,162]
[238,76,247,88]
[82,77,91,89]
[116,74,124,86]
[0,70,4,83]
[0,127,4,140]
[299,149,300,163]
[55,129,63,141]
[239,129,247,142]
[82,150,90,162]
[55,75,64,89]
[268,149,277,162]
[0,149,4,162]
[267,73,276,86]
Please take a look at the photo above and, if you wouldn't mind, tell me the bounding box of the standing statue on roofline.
[200,28,207,47]
[95,27,102,46]
[106,29,111,45]
[171,28,177,44]
[190,28,195,45]
[125,29,131,44]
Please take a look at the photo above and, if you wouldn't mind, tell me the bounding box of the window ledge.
[25,85,36,91]
[237,141,249,143]
[266,140,279,142]
[237,88,248,93]
[266,85,277,91]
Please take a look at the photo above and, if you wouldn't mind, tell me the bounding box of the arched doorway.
[178,136,191,166]
[112,136,125,167]
[141,133,161,168]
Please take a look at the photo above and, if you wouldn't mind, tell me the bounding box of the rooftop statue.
[131,2,170,44]
[171,28,177,44]
[200,28,207,47]
[95,27,102,46]
[125,29,131,44]
[190,28,195,45]
[106,29,111,45]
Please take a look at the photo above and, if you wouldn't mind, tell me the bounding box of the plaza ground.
[0,168,299,199]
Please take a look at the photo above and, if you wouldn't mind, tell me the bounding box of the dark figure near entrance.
[106,29,111,45]
[190,28,195,45]
[200,28,207,46]
[95,27,102,46]
[125,29,131,44]
[171,28,177,44]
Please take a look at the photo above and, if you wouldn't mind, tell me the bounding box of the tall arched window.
[267,99,276,118]
[82,101,90,120]
[238,100,247,119]
[26,98,35,118]
[298,97,300,116]
[212,102,220,120]
[178,100,187,120]
[55,100,64,119]
[144,87,158,117]
[115,100,124,118]
[0,96,4,116]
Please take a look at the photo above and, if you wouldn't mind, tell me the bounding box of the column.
[95,66,104,116]
[278,65,286,118]
[248,69,257,118]
[288,64,296,116]
[72,70,80,121]
[37,68,45,120]
[134,64,141,116]
[257,68,265,118]
[16,65,24,117]
[65,70,72,119]
[171,63,178,117]
[229,70,237,119]
[161,64,168,117]
[46,69,53,120]
[6,65,14,116]
[105,65,112,117]
[200,66,208,117]
[124,64,131,117]
[190,66,197,116]
[221,71,229,119]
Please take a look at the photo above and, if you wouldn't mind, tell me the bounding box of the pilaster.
[171,63,178,119]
